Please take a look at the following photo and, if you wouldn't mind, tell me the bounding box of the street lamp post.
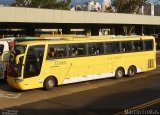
[150,2,154,16]
[142,6,144,15]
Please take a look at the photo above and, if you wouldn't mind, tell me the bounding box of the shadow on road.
[0,79,20,93]
[9,73,160,115]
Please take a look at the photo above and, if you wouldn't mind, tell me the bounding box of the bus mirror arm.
[16,54,25,65]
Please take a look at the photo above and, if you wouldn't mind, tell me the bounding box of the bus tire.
[128,66,137,77]
[43,77,56,90]
[115,67,124,79]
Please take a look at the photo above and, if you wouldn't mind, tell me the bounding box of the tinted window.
[69,44,78,57]
[112,42,120,53]
[47,44,67,59]
[96,43,104,54]
[78,44,86,56]
[133,41,143,51]
[69,44,86,57]
[88,43,104,55]
[121,41,132,52]
[105,43,112,54]
[105,42,120,54]
[144,40,153,50]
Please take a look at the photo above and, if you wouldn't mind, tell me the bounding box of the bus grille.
[148,59,154,68]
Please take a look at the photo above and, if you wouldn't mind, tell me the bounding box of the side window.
[88,43,97,55]
[112,42,120,53]
[68,44,86,57]
[121,41,132,52]
[47,44,67,59]
[88,43,104,55]
[69,44,78,57]
[133,41,143,51]
[105,42,120,54]
[96,43,104,54]
[105,43,112,54]
[144,40,153,51]
[77,44,86,56]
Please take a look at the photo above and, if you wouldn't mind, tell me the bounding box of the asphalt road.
[0,67,159,115]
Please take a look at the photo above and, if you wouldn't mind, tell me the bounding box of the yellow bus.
[5,35,156,90]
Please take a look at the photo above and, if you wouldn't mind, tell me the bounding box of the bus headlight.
[15,79,23,83]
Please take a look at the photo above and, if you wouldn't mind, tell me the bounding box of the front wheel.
[115,68,124,79]
[43,77,56,90]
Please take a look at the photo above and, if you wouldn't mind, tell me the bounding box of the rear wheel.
[43,77,56,90]
[115,68,124,79]
[128,66,137,77]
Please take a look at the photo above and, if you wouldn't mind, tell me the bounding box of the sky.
[70,0,160,5]
[0,0,159,5]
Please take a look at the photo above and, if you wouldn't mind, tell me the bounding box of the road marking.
[0,93,21,98]
[115,98,160,115]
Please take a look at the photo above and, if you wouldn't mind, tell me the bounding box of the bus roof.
[15,36,155,46]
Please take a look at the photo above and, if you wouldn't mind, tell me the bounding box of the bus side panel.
[60,66,79,84]
[106,63,113,77]
[42,60,60,84]
[94,64,109,79]
[79,66,89,82]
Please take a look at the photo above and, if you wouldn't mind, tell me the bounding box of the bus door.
[23,45,45,88]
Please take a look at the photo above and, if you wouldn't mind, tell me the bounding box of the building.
[82,1,101,12]
[71,0,113,12]
[154,4,160,16]
[139,2,160,16]
[101,0,111,12]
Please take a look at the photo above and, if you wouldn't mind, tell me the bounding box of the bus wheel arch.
[115,67,125,79]
[128,65,137,77]
[43,76,58,90]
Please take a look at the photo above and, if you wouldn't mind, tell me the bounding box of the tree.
[11,0,71,10]
[55,0,71,10]
[75,5,82,11]
[112,0,147,14]
[12,0,31,7]
[112,0,147,35]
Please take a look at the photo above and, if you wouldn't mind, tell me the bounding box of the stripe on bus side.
[62,68,142,85]
[62,69,142,84]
